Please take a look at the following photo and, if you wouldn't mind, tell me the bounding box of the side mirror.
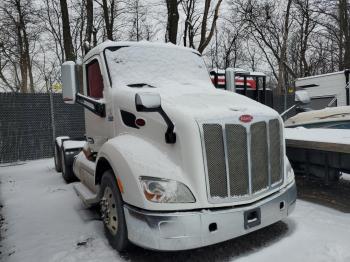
[135,92,161,112]
[295,90,310,104]
[61,61,77,104]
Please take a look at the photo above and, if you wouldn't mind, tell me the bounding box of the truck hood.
[115,81,280,121]
[152,83,279,120]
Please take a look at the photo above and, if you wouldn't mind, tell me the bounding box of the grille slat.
[269,119,282,184]
[203,124,228,198]
[226,124,249,196]
[250,122,269,193]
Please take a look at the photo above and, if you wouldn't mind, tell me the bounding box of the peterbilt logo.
[239,114,253,123]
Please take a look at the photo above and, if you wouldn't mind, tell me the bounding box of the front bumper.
[124,181,296,251]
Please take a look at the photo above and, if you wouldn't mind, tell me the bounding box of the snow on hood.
[161,89,278,119]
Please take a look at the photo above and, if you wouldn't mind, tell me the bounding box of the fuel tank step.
[73,182,100,207]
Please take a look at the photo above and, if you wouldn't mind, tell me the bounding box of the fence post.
[49,87,56,144]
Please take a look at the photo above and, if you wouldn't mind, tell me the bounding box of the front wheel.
[100,170,129,252]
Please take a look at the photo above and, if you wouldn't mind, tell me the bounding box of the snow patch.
[285,127,350,145]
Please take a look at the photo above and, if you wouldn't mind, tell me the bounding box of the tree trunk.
[338,0,350,69]
[15,0,34,92]
[277,0,292,96]
[166,0,179,44]
[102,0,113,40]
[85,0,93,51]
[23,26,34,92]
[59,0,75,61]
[17,23,28,93]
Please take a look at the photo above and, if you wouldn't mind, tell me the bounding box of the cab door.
[83,56,113,152]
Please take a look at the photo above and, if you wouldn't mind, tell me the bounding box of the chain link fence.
[0,93,85,164]
[273,93,296,116]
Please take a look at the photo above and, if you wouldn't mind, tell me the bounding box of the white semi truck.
[54,41,296,251]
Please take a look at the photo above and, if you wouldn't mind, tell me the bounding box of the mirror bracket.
[76,93,106,118]
[158,109,176,144]
[135,93,176,144]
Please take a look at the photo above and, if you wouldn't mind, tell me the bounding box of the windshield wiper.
[127,83,156,88]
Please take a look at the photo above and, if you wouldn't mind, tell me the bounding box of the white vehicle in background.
[283,90,350,129]
[54,41,296,252]
[295,70,350,109]
[285,106,350,129]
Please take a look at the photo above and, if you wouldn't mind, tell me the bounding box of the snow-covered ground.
[1,159,350,262]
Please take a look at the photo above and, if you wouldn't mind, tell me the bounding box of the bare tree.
[0,0,37,93]
[182,0,197,48]
[198,0,223,53]
[59,0,75,61]
[42,0,65,64]
[125,0,154,41]
[293,0,317,77]
[100,0,116,40]
[180,0,223,53]
[235,0,296,94]
[219,23,246,69]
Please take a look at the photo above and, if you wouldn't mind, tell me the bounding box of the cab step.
[73,182,100,207]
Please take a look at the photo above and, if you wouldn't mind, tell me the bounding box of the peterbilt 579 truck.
[54,41,296,252]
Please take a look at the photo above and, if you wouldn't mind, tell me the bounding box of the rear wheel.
[54,142,62,172]
[100,170,129,252]
[61,149,77,183]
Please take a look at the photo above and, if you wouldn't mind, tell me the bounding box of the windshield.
[105,45,213,89]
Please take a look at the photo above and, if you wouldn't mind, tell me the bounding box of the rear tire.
[54,142,62,172]
[100,170,129,252]
[61,149,77,183]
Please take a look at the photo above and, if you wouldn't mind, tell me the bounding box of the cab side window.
[86,59,104,99]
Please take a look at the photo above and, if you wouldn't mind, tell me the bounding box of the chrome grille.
[203,124,228,198]
[269,119,282,184]
[251,122,269,193]
[226,124,249,196]
[201,118,283,203]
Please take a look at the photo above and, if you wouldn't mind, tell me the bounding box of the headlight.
[139,177,195,203]
[286,157,295,184]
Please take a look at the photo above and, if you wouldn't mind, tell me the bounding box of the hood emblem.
[239,114,253,123]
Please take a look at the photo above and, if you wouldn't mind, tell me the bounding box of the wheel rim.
[101,186,118,235]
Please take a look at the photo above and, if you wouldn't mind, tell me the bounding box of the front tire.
[100,170,129,252]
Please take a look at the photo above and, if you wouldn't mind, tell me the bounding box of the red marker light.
[135,118,146,127]
[239,114,253,123]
